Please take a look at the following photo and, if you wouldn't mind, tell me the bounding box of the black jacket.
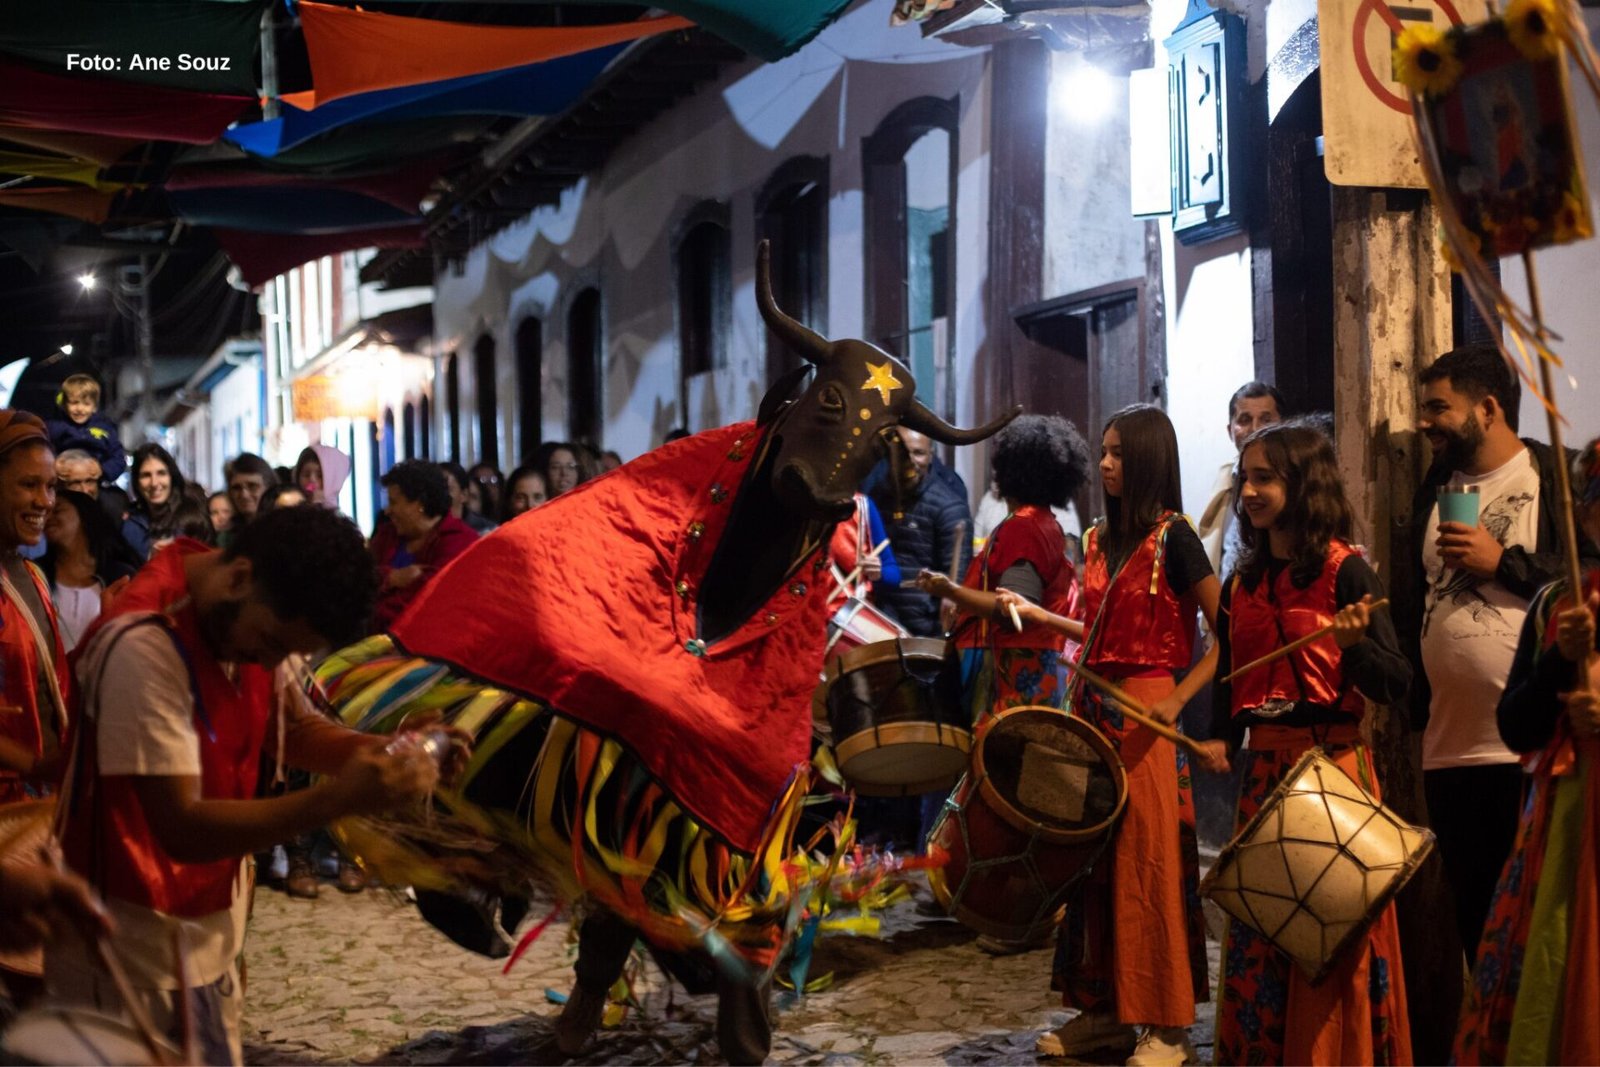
[864,459,973,637]
[1393,438,1596,729]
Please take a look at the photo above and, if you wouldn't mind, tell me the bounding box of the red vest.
[1228,541,1365,718]
[61,541,273,917]
[956,505,1075,651]
[0,561,71,803]
[1080,514,1196,672]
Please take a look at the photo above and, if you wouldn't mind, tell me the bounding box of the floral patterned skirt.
[958,644,1068,727]
[1215,734,1412,1066]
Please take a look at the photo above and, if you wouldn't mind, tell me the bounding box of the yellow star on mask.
[862,361,903,406]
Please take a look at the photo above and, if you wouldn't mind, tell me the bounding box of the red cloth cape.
[389,422,832,853]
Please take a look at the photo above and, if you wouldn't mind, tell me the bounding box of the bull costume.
[1455,568,1600,1066]
[1211,540,1415,1065]
[313,242,1015,1062]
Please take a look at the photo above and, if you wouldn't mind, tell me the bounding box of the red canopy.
[0,59,250,144]
[294,3,692,109]
[214,225,427,289]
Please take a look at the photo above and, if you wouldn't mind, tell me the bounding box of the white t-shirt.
[46,623,250,992]
[50,582,101,652]
[1420,447,1540,770]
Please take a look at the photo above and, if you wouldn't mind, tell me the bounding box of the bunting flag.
[0,0,261,95]
[0,59,251,143]
[294,2,689,109]
[168,186,420,234]
[0,151,121,191]
[227,44,626,157]
[0,126,140,168]
[0,187,117,224]
[214,224,426,288]
[164,157,448,214]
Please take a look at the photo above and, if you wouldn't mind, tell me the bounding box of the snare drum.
[813,637,971,795]
[927,706,1127,943]
[824,596,906,656]
[1,1004,180,1066]
[1200,747,1434,983]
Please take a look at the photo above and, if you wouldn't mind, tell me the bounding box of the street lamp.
[76,272,97,291]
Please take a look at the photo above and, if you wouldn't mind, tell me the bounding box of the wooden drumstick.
[840,538,892,592]
[1007,602,1024,633]
[1062,659,1207,758]
[1219,598,1390,684]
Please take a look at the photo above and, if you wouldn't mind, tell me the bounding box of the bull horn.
[756,239,830,366]
[902,400,1022,445]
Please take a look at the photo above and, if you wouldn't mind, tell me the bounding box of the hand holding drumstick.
[1221,597,1390,684]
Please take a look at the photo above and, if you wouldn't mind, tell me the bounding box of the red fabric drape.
[0,59,250,144]
[214,225,426,289]
[294,2,692,109]
[165,156,453,214]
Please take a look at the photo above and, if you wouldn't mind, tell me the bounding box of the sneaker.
[1126,1026,1195,1066]
[1036,1012,1136,1057]
[553,984,608,1055]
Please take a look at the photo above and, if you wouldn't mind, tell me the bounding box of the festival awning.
[0,151,121,191]
[214,224,427,288]
[0,187,117,224]
[0,59,252,143]
[163,157,448,214]
[227,44,627,157]
[295,2,689,108]
[168,186,420,234]
[0,127,140,168]
[0,0,261,94]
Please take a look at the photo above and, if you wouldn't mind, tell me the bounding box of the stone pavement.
[242,885,1219,1066]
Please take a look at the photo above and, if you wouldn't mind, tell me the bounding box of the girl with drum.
[914,414,1090,720]
[1191,421,1413,1065]
[1007,403,1219,1066]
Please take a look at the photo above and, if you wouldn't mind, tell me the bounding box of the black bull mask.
[753,240,1018,522]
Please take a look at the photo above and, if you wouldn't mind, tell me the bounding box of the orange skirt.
[1053,673,1208,1027]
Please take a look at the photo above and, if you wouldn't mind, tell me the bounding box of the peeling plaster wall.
[432,2,994,475]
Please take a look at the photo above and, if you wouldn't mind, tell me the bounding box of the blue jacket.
[863,458,972,636]
[46,412,126,481]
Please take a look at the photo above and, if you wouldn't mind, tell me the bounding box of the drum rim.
[833,720,973,792]
[1198,745,1437,985]
[811,636,955,721]
[971,705,1129,845]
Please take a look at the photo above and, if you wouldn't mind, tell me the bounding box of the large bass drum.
[927,706,1126,944]
[813,637,971,796]
[1200,747,1434,983]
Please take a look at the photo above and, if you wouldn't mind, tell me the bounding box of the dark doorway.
[402,401,417,460]
[757,157,829,383]
[515,317,542,459]
[1015,282,1156,522]
[568,288,601,445]
[1264,72,1335,415]
[419,394,432,460]
[444,354,462,462]
[474,334,498,468]
[382,408,397,472]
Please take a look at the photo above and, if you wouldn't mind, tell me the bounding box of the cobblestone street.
[242,885,1219,1066]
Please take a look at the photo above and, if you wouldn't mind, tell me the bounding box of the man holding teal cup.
[1390,344,1597,1059]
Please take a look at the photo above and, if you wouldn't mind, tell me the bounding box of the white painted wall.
[432,0,995,492]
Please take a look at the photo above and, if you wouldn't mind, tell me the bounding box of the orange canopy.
[293,2,692,109]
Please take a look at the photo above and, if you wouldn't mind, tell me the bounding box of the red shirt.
[370,512,478,633]
[956,505,1076,652]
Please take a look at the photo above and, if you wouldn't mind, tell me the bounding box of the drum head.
[0,799,54,977]
[835,727,973,795]
[2,1005,179,1066]
[973,706,1126,843]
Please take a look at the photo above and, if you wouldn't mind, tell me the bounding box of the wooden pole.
[1523,250,1591,694]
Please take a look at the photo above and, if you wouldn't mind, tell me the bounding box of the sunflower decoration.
[1504,0,1564,61]
[1394,24,1463,96]
[1552,190,1594,243]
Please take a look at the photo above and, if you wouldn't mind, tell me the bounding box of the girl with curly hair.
[915,413,1091,719]
[1005,403,1217,1065]
[1191,420,1413,1065]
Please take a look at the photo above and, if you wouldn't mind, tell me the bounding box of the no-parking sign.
[1320,0,1487,187]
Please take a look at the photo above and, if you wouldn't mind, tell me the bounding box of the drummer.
[827,492,901,607]
[915,414,1091,721]
[1191,421,1413,1065]
[45,506,457,1065]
